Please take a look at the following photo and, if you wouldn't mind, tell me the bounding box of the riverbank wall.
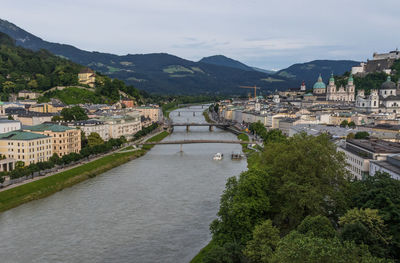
[0,131,170,213]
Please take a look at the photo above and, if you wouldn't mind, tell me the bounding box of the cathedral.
[312,74,355,102]
[326,73,355,102]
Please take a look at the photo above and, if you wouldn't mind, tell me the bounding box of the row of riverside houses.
[216,51,400,181]
[0,69,163,172]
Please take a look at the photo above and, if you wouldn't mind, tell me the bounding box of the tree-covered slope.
[0,32,83,100]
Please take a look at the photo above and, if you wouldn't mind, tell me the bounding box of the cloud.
[1,0,400,69]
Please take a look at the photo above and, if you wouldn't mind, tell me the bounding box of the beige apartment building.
[25,123,81,157]
[0,130,53,165]
[134,106,162,123]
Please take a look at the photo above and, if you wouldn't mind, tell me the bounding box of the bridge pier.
[180,144,183,152]
[193,112,195,116]
[209,125,214,132]
[186,125,189,132]
[178,112,180,116]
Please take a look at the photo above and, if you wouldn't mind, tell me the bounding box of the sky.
[1,0,400,70]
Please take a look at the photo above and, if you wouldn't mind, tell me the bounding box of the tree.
[354,131,369,139]
[60,106,88,121]
[348,121,356,128]
[249,121,266,137]
[297,215,336,239]
[244,220,280,263]
[271,231,391,263]
[261,129,286,144]
[339,208,391,258]
[210,169,272,245]
[87,132,104,147]
[7,115,14,120]
[340,120,349,127]
[349,173,400,259]
[253,133,349,232]
[347,133,355,139]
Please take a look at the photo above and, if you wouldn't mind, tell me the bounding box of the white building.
[100,112,141,139]
[338,139,400,179]
[0,119,21,134]
[67,119,110,141]
[370,154,400,180]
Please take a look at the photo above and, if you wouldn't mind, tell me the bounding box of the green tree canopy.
[87,132,104,147]
[60,106,88,121]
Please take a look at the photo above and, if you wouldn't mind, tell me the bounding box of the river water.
[0,106,247,263]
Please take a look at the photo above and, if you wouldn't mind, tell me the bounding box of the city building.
[356,76,400,113]
[17,90,40,100]
[370,154,400,180]
[25,123,81,157]
[78,68,96,88]
[16,112,54,126]
[338,138,400,179]
[312,74,326,95]
[0,130,53,165]
[0,119,21,134]
[134,106,163,123]
[66,119,110,141]
[326,74,355,102]
[100,113,141,139]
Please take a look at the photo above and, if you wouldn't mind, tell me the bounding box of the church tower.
[300,81,306,91]
[326,73,336,101]
[346,74,355,102]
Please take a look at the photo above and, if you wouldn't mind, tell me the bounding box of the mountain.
[276,60,360,87]
[199,55,254,71]
[252,67,276,74]
[0,19,296,95]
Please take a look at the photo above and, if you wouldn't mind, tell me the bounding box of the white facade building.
[0,119,21,134]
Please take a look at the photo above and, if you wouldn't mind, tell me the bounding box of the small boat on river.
[213,153,223,160]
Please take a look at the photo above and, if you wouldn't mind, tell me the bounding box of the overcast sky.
[1,0,399,70]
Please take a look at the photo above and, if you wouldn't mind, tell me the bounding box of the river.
[0,106,247,263]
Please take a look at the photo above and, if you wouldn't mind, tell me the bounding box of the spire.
[387,75,392,82]
[317,74,322,82]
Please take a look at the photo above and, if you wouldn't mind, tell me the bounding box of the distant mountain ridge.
[0,18,360,94]
[199,55,254,71]
[276,60,360,87]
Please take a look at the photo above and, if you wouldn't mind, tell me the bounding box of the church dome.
[313,74,326,90]
[381,76,396,90]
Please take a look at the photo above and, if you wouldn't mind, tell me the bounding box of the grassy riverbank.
[0,131,170,213]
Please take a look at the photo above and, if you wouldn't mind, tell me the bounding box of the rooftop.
[0,130,50,141]
[347,139,400,154]
[26,123,76,132]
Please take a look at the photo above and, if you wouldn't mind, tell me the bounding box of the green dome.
[313,74,326,90]
[348,73,353,83]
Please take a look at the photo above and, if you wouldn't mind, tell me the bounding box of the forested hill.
[0,32,143,104]
[0,18,296,95]
[0,32,83,100]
